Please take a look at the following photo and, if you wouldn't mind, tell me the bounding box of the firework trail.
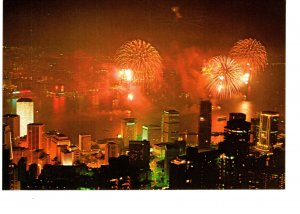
[229,38,267,75]
[202,56,244,99]
[115,39,162,90]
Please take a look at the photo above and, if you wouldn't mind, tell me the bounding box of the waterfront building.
[16,98,34,137]
[198,100,212,148]
[256,111,279,152]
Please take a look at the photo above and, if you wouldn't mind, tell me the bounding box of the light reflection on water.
[3,92,284,146]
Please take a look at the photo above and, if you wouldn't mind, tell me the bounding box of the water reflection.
[3,92,283,146]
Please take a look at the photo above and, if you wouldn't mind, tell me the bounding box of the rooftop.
[261,111,280,116]
[122,118,136,122]
[142,124,161,129]
[3,114,19,118]
[17,97,33,102]
[164,109,179,114]
[28,123,44,126]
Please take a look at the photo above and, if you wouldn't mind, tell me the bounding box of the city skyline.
[1,0,289,197]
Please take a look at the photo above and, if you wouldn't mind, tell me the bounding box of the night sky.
[4,0,285,56]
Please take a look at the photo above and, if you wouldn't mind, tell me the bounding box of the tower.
[218,113,251,189]
[142,124,161,146]
[16,98,34,137]
[198,100,212,148]
[27,123,45,151]
[251,117,260,144]
[161,110,180,143]
[224,113,250,145]
[121,118,137,148]
[256,111,279,152]
[3,114,20,146]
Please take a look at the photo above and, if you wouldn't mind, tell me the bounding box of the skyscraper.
[198,100,212,148]
[27,123,45,151]
[105,142,119,164]
[129,140,150,169]
[218,113,251,189]
[224,113,250,144]
[169,149,220,189]
[61,148,73,166]
[251,117,260,144]
[16,98,34,137]
[142,124,161,146]
[45,131,71,163]
[78,134,92,151]
[256,111,279,152]
[121,118,137,148]
[3,124,12,190]
[3,124,13,160]
[3,114,20,147]
[161,110,180,143]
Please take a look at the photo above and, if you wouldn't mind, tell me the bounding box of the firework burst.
[202,56,244,99]
[229,38,267,75]
[115,39,162,89]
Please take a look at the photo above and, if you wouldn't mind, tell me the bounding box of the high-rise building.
[57,145,68,164]
[128,140,150,169]
[3,124,13,158]
[198,100,212,148]
[16,98,34,137]
[3,114,20,146]
[53,133,71,146]
[61,148,73,166]
[169,157,187,189]
[44,131,71,163]
[251,118,260,144]
[68,145,80,164]
[169,149,220,189]
[98,137,124,155]
[105,142,119,164]
[152,143,166,160]
[256,111,279,152]
[164,142,181,179]
[142,124,161,146]
[78,134,92,151]
[3,124,13,190]
[224,113,250,144]
[27,123,45,151]
[218,113,251,189]
[161,110,180,143]
[121,118,137,148]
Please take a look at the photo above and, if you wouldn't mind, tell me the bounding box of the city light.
[2,0,285,191]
